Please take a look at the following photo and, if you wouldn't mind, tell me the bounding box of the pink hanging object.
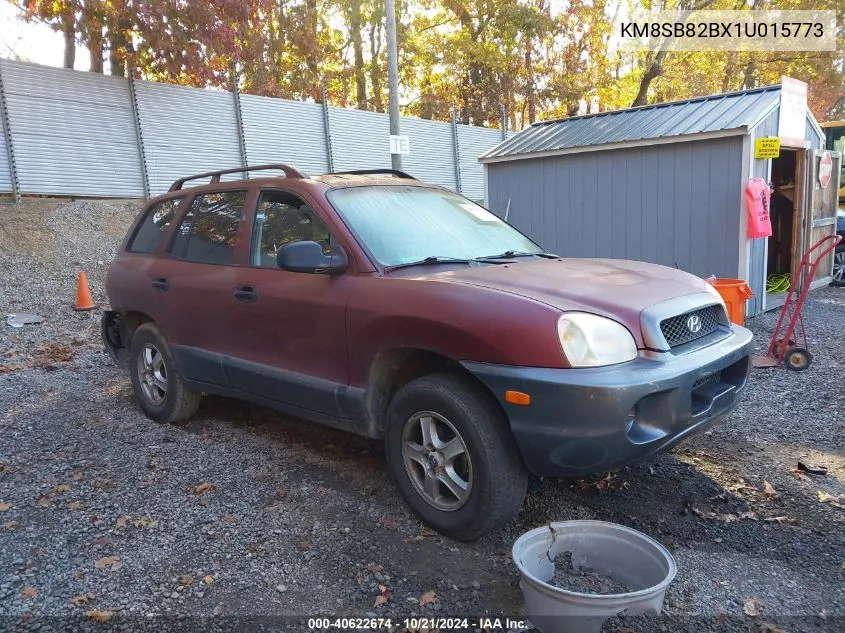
[745,177,772,238]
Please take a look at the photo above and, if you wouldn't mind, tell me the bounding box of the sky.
[0,2,89,70]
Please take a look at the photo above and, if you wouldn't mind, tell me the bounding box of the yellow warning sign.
[754,137,781,158]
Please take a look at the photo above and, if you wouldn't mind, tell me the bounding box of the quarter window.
[250,191,331,267]
[128,198,183,254]
[170,191,246,265]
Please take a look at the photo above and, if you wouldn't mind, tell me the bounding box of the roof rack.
[168,164,306,192]
[324,169,417,180]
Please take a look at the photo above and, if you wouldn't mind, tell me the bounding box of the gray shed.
[481,84,841,317]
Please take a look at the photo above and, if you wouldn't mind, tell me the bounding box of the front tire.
[128,322,201,423]
[384,373,528,541]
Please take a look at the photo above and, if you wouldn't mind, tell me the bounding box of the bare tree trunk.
[62,8,76,69]
[525,40,536,124]
[631,49,667,107]
[742,61,757,89]
[368,15,384,112]
[347,1,367,109]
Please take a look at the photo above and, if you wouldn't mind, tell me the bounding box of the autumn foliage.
[12,1,845,126]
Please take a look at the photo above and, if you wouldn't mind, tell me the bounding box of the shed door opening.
[766,149,804,305]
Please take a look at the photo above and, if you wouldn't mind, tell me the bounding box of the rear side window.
[128,198,183,254]
[170,191,246,265]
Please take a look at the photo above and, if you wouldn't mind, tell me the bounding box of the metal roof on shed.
[481,85,782,161]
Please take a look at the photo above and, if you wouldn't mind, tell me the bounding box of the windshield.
[327,185,542,267]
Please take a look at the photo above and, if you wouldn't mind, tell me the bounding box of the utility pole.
[385,0,402,170]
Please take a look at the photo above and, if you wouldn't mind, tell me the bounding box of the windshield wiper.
[476,250,559,261]
[382,256,477,273]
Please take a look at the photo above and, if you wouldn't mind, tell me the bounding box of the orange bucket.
[709,278,753,325]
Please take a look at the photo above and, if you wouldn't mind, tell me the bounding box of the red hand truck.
[758,234,842,371]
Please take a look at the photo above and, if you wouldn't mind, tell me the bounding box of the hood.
[415,258,716,339]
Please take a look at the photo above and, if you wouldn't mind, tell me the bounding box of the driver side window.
[250,191,331,268]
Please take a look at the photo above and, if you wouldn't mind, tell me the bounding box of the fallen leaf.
[0,502,11,512]
[274,486,287,500]
[3,520,20,530]
[36,495,50,506]
[133,518,158,528]
[52,484,71,494]
[73,570,84,580]
[715,612,727,624]
[691,507,757,522]
[67,501,83,511]
[373,595,388,607]
[69,594,97,607]
[419,590,437,606]
[817,491,841,504]
[192,483,216,495]
[203,575,214,584]
[94,556,122,571]
[763,516,797,525]
[21,586,38,599]
[298,538,312,550]
[115,516,130,529]
[744,597,762,617]
[379,515,399,531]
[198,497,210,507]
[762,481,779,499]
[93,536,110,549]
[71,472,86,481]
[180,574,193,587]
[790,468,810,483]
[222,514,237,523]
[0,463,12,473]
[265,501,285,512]
[85,610,113,624]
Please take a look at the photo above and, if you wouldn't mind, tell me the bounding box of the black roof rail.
[168,164,307,192]
[324,169,417,180]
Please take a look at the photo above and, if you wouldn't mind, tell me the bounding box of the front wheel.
[384,374,528,541]
[784,346,812,372]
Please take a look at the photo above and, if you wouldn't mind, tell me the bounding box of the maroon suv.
[103,164,753,540]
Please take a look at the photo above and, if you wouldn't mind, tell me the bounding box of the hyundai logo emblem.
[686,314,702,333]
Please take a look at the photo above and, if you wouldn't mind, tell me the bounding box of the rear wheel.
[129,322,201,423]
[384,373,528,541]
[832,244,845,287]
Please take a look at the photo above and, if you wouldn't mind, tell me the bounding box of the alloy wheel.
[137,343,167,405]
[401,411,473,511]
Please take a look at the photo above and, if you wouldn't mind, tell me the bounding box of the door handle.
[233,286,258,303]
[151,277,168,291]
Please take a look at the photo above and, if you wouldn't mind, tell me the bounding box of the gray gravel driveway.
[0,200,843,632]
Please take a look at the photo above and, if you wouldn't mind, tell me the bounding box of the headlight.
[556,313,637,367]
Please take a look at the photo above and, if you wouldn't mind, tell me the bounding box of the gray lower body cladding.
[462,326,754,477]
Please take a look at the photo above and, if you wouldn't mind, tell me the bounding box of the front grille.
[660,305,720,347]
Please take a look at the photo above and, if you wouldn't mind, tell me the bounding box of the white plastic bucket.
[512,521,677,633]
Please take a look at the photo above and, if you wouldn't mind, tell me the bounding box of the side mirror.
[277,240,348,275]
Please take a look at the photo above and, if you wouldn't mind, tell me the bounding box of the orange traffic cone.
[74,271,97,311]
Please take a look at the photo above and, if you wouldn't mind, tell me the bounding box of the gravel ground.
[1,199,843,632]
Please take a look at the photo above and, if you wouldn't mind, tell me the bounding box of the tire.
[128,322,201,423]
[784,346,812,372]
[384,373,528,541]
[832,244,845,287]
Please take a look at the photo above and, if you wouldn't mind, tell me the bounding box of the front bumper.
[462,326,753,477]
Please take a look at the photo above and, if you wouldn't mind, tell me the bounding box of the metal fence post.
[500,104,507,141]
[231,66,249,174]
[0,62,22,203]
[321,80,334,172]
[127,76,150,199]
[450,104,462,194]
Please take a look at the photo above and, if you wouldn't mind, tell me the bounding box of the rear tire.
[384,373,528,541]
[128,322,201,423]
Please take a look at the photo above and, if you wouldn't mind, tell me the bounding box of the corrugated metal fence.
[0,58,504,202]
